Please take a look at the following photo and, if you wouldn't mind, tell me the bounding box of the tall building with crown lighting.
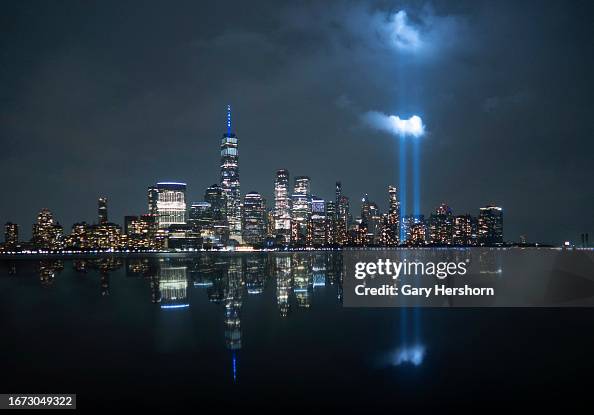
[220,105,242,241]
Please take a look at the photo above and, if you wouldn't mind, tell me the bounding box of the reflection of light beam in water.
[393,345,425,366]
[232,351,238,383]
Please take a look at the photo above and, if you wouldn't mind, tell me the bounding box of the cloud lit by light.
[362,111,425,138]
[392,10,421,50]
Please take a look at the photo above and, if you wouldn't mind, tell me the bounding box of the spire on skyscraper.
[227,104,232,135]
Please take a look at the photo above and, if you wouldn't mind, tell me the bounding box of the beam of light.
[399,136,407,242]
[363,111,425,138]
[413,138,421,216]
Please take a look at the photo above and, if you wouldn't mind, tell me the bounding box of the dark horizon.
[1,0,593,244]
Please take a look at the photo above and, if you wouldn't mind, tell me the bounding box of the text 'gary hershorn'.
[352,259,495,297]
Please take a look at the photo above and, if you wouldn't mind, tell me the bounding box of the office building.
[148,182,187,229]
[220,105,242,240]
[291,176,311,245]
[242,192,266,246]
[428,203,454,245]
[98,197,108,224]
[274,169,291,244]
[478,205,504,245]
[4,222,18,249]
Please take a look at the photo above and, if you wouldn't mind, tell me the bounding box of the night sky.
[1,0,593,244]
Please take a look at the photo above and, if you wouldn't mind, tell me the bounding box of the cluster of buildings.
[0,106,506,253]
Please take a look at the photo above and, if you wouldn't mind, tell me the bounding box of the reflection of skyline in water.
[2,251,509,376]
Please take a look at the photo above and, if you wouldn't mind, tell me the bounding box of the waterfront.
[1,250,593,409]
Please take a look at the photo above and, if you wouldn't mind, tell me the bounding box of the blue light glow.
[232,351,238,383]
[227,104,232,135]
[413,138,421,216]
[399,136,407,241]
[160,304,190,309]
[392,345,425,366]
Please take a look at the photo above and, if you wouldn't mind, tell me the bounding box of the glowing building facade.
[242,191,266,246]
[4,222,18,249]
[291,176,311,245]
[428,203,454,245]
[98,197,108,224]
[478,205,503,245]
[454,214,478,246]
[32,208,64,250]
[274,169,291,244]
[220,105,242,240]
[309,196,326,247]
[149,182,187,229]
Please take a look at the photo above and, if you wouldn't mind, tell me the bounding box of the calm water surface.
[1,251,593,409]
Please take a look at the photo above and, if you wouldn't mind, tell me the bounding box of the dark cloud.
[0,0,592,244]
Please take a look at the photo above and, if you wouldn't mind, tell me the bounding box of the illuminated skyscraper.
[478,205,504,246]
[148,182,187,229]
[274,169,291,244]
[361,194,381,245]
[188,202,212,231]
[204,184,229,246]
[291,176,311,245]
[309,196,326,247]
[205,184,226,220]
[4,222,18,249]
[98,197,108,224]
[325,201,337,246]
[401,214,425,244]
[220,105,242,241]
[380,186,400,246]
[242,192,266,246]
[454,214,478,246]
[428,203,454,245]
[335,182,350,246]
[32,208,64,250]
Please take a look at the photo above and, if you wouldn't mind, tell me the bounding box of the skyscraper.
[4,222,18,249]
[478,205,504,245]
[32,208,64,250]
[148,182,187,229]
[205,184,227,220]
[454,214,478,246]
[274,169,291,244]
[336,186,349,246]
[428,203,454,245]
[242,192,266,246]
[291,176,311,245]
[361,194,381,245]
[309,196,326,247]
[382,186,400,246]
[98,197,108,224]
[402,214,425,244]
[220,105,242,241]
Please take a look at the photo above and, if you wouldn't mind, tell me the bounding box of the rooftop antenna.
[226,104,232,135]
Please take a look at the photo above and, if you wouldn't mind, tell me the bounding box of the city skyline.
[1,1,593,245]
[0,103,518,251]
